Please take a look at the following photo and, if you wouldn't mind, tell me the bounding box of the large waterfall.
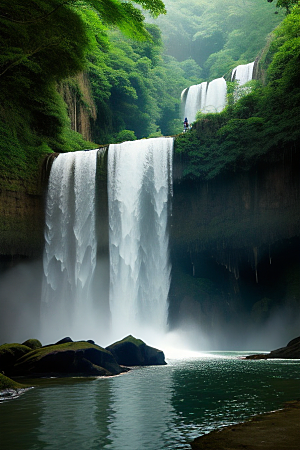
[41,138,173,345]
[181,77,227,124]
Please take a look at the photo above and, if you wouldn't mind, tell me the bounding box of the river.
[1,352,299,450]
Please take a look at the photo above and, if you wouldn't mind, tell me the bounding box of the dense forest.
[0,0,299,191]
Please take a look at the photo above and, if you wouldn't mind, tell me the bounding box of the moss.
[0,373,26,391]
[109,335,145,348]
[22,339,42,350]
[15,341,111,368]
[0,343,32,359]
[0,343,32,374]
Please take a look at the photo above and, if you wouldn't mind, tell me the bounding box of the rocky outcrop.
[0,341,126,377]
[106,335,166,366]
[245,336,300,359]
[0,337,166,378]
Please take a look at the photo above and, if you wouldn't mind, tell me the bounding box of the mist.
[0,253,298,354]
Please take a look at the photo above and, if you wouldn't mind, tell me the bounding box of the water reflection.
[106,366,180,449]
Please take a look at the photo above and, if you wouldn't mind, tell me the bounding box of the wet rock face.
[106,335,166,366]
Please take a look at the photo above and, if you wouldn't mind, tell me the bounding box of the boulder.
[106,335,166,366]
[13,341,126,377]
[22,339,42,350]
[0,343,32,375]
[246,336,300,359]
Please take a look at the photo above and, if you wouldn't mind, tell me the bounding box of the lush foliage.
[267,0,299,13]
[151,0,284,80]
[175,4,300,181]
[87,21,199,141]
[0,0,166,189]
[0,0,298,189]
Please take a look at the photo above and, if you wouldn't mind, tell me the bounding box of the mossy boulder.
[0,343,32,375]
[14,341,125,377]
[106,335,166,366]
[0,372,25,390]
[22,339,42,350]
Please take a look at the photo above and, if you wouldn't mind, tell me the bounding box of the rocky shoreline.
[191,400,300,450]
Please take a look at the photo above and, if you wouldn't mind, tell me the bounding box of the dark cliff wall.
[172,155,300,257]
[169,152,300,348]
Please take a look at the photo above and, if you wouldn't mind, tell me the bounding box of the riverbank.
[191,400,300,450]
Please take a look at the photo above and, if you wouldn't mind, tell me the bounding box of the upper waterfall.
[231,61,255,86]
[181,77,227,124]
[108,137,173,341]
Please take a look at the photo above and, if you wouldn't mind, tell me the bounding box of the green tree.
[0,0,166,188]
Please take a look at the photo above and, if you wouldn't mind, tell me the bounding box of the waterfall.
[231,61,255,86]
[181,77,227,124]
[41,149,98,342]
[202,77,227,113]
[41,138,173,344]
[108,137,173,341]
[182,82,207,124]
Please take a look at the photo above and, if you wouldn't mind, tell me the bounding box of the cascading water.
[231,61,255,86]
[181,77,227,124]
[41,138,173,345]
[41,149,98,343]
[108,137,173,342]
[203,77,227,113]
[182,82,207,124]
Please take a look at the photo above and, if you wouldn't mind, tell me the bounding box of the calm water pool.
[1,352,299,450]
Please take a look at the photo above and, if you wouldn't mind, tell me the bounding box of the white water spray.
[41,150,98,343]
[108,138,173,342]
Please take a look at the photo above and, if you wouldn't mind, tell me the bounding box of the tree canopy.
[0,0,166,188]
[175,3,300,181]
